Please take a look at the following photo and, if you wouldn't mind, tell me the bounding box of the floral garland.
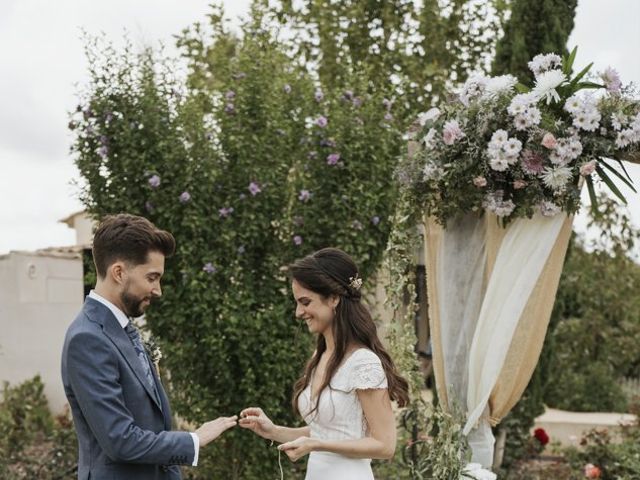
[399,48,640,226]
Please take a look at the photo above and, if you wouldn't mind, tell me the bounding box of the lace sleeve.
[350,351,388,391]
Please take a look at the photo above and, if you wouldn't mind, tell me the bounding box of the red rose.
[534,427,549,446]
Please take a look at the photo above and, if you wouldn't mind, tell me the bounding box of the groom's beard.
[120,288,154,318]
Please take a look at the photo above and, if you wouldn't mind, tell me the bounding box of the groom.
[61,214,236,479]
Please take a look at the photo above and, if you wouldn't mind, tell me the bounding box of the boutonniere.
[143,335,163,368]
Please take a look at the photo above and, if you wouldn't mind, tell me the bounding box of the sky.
[0,0,639,255]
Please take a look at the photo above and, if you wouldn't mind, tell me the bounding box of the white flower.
[514,114,530,131]
[483,74,518,98]
[459,74,488,105]
[539,200,562,217]
[525,106,541,126]
[528,53,562,78]
[542,166,573,192]
[489,156,509,171]
[611,112,628,131]
[532,70,567,104]
[508,93,536,116]
[460,463,497,480]
[616,129,635,148]
[564,95,583,115]
[568,138,583,159]
[423,162,443,181]
[483,192,515,217]
[418,108,441,126]
[504,138,523,156]
[490,129,509,147]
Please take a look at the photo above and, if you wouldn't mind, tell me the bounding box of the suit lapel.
[84,298,163,412]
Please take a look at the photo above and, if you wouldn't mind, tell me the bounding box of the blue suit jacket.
[61,297,195,479]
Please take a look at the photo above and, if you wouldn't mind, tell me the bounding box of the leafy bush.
[0,376,77,479]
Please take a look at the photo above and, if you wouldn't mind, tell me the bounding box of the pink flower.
[541,132,557,149]
[601,67,622,94]
[580,160,597,176]
[473,176,487,187]
[521,150,545,175]
[513,179,527,189]
[442,120,464,145]
[584,463,601,479]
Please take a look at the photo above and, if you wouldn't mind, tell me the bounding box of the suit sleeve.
[66,331,195,465]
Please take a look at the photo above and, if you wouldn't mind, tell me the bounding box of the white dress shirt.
[88,290,199,466]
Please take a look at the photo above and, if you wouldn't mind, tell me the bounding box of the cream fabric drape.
[424,212,574,467]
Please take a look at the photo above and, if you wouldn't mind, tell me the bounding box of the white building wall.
[0,251,83,413]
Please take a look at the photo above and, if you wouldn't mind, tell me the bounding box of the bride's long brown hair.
[290,248,409,417]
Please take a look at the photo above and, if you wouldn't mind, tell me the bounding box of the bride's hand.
[278,436,316,462]
[239,407,277,440]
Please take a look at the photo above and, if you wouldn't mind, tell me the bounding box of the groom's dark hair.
[92,214,176,279]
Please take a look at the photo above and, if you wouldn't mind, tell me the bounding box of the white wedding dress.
[298,348,388,480]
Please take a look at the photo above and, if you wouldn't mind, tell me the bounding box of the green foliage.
[0,376,77,479]
[544,197,640,412]
[264,0,507,116]
[564,402,640,480]
[493,0,578,84]
[372,192,470,479]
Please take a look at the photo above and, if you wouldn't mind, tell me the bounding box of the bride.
[240,248,409,479]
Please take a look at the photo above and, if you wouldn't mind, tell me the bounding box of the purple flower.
[99,135,109,146]
[601,67,622,94]
[97,145,108,158]
[343,90,354,100]
[293,235,303,246]
[382,98,392,109]
[82,107,93,120]
[327,153,340,165]
[179,191,191,203]
[298,189,312,202]
[248,182,262,196]
[225,90,236,100]
[284,84,292,94]
[148,175,161,189]
[233,72,246,80]
[352,220,363,230]
[371,216,380,226]
[224,103,235,114]
[384,113,393,122]
[237,245,246,255]
[145,201,155,213]
[352,97,363,107]
[314,89,324,102]
[219,207,234,218]
[315,116,328,128]
[104,112,113,122]
[202,262,216,274]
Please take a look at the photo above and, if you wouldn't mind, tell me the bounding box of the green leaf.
[569,62,593,86]
[515,83,530,93]
[596,166,628,204]
[599,159,637,193]
[563,46,578,75]
[575,81,605,90]
[586,174,599,215]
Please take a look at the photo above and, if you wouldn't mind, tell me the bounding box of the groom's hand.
[195,415,238,447]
